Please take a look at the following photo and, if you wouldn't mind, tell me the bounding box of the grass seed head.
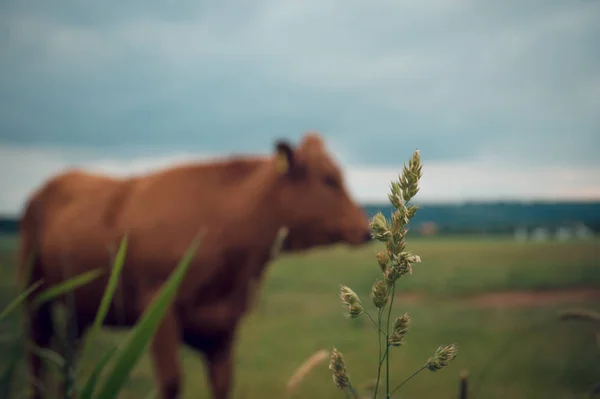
[426,344,459,372]
[329,348,351,390]
[375,251,389,272]
[347,302,364,318]
[389,313,412,347]
[370,212,392,242]
[371,279,389,308]
[339,285,364,318]
[339,285,360,305]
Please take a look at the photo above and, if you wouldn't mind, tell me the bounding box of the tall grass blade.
[78,346,118,399]
[0,280,43,321]
[29,343,66,372]
[93,232,204,399]
[79,235,128,374]
[33,268,105,308]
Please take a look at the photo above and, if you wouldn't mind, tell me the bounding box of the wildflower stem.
[373,308,384,399]
[389,365,427,396]
[385,283,397,397]
[365,311,388,337]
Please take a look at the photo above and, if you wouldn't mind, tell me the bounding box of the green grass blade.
[93,232,204,399]
[29,344,66,372]
[79,236,128,370]
[33,268,105,308]
[0,280,43,321]
[78,346,118,399]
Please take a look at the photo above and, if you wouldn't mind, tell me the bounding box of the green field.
[1,233,599,399]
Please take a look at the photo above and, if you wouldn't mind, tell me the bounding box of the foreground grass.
[1,234,599,398]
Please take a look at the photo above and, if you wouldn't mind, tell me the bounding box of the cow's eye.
[323,176,340,190]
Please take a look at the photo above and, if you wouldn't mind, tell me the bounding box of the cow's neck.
[223,160,292,292]
[232,159,290,270]
[187,160,290,331]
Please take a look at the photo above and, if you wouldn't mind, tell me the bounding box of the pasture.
[1,233,599,399]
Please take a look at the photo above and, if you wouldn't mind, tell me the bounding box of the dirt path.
[394,288,600,309]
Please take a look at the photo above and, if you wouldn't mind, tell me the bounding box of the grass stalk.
[365,311,388,337]
[390,365,427,396]
[384,283,396,398]
[373,308,384,399]
[329,149,458,398]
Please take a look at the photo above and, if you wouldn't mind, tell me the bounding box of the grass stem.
[390,365,427,396]
[373,308,384,398]
[365,311,388,337]
[385,283,397,398]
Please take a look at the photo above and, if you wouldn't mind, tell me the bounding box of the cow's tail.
[16,188,44,294]
[17,185,57,398]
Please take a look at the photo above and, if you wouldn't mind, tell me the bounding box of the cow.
[17,132,372,399]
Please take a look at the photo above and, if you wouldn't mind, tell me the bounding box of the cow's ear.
[274,140,294,175]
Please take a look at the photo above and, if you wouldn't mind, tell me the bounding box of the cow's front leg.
[205,332,235,399]
[141,292,183,399]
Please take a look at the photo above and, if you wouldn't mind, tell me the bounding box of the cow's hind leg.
[141,291,183,399]
[204,333,235,399]
[24,300,53,399]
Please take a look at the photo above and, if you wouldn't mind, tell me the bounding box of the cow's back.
[20,169,132,285]
[108,158,273,296]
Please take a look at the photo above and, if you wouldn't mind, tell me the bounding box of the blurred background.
[1,0,599,398]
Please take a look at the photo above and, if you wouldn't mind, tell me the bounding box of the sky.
[1,0,599,215]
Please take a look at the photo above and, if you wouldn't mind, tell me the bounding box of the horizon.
[2,196,600,219]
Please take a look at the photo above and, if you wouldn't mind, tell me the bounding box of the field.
[1,233,599,399]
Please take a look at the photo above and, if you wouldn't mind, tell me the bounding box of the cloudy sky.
[1,0,599,215]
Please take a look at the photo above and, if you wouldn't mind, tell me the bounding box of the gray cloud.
[0,0,598,167]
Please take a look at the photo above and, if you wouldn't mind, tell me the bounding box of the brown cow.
[18,132,372,399]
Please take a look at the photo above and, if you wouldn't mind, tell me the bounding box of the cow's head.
[273,132,372,251]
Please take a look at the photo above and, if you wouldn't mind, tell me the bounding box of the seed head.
[405,253,422,264]
[394,257,411,277]
[339,285,360,305]
[407,204,419,219]
[399,150,423,202]
[388,181,404,210]
[370,212,392,242]
[375,251,389,272]
[388,313,411,347]
[392,202,410,226]
[389,252,421,278]
[339,285,363,318]
[426,344,458,372]
[347,302,364,318]
[384,267,399,286]
[329,348,351,390]
[371,279,389,308]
